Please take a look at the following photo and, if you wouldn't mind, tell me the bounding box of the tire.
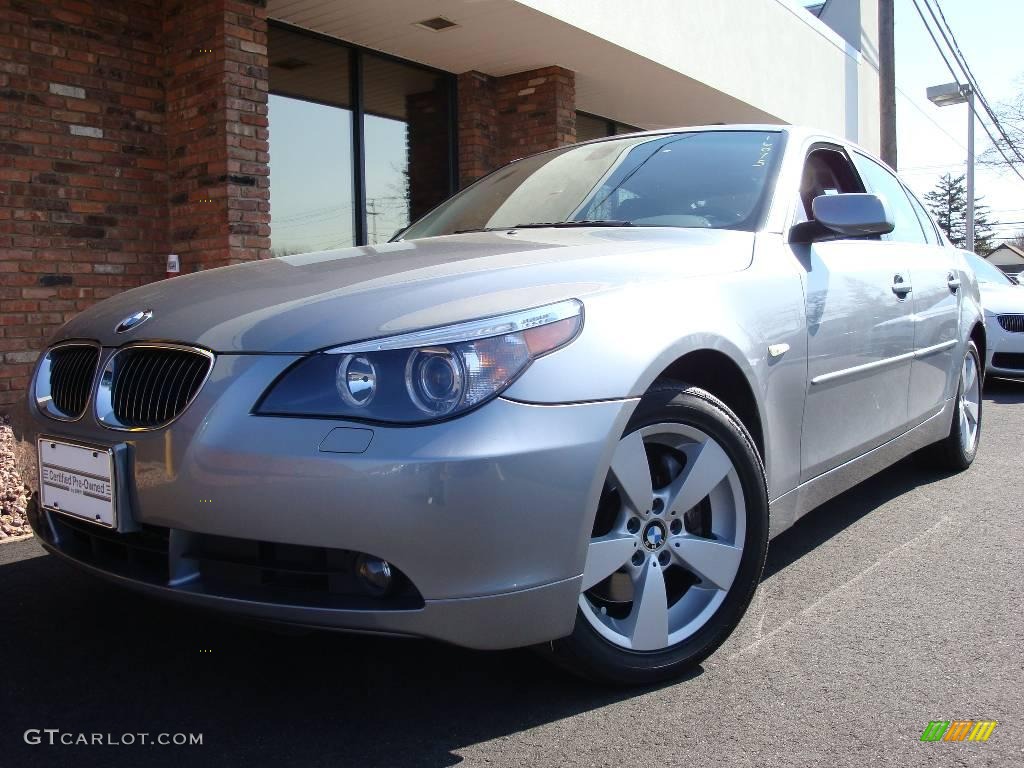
[919,341,983,472]
[542,381,769,685]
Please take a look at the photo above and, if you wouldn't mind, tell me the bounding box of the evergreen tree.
[923,173,995,254]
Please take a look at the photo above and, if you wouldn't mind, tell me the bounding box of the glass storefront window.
[575,111,641,143]
[363,55,452,244]
[268,24,454,254]
[268,27,354,255]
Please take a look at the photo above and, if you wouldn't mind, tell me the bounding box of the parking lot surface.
[2,380,1022,768]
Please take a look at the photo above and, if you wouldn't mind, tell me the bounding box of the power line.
[910,0,1024,183]
[908,0,962,84]
[927,0,1024,168]
[898,161,967,173]
[895,84,966,150]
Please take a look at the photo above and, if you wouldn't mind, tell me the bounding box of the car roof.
[580,124,893,177]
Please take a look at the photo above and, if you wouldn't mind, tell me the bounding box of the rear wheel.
[920,341,982,471]
[544,382,769,685]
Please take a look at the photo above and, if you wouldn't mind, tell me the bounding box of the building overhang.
[268,0,880,148]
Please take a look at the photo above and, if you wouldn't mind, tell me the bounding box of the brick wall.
[0,0,572,409]
[456,66,575,187]
[0,0,270,409]
[164,0,269,272]
[0,0,168,409]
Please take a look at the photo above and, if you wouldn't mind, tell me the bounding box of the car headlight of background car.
[256,299,583,423]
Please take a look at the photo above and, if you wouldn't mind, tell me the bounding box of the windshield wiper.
[510,219,634,229]
[453,219,632,234]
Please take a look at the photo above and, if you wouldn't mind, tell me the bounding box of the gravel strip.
[0,416,31,541]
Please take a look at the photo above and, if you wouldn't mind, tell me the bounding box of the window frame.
[902,182,942,245]
[268,21,458,247]
[850,150,928,245]
[785,141,867,238]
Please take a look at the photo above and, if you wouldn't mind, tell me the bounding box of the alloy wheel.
[959,351,981,454]
[579,423,746,651]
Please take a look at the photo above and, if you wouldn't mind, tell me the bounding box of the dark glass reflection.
[363,54,452,244]
[268,26,355,254]
[268,26,454,252]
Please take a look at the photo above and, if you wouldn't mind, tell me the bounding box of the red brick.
[0,0,271,405]
[456,66,575,187]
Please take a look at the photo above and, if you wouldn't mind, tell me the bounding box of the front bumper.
[986,317,1024,378]
[12,352,636,649]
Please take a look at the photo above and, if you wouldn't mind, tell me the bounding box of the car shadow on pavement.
[4,380,1017,768]
[761,454,949,580]
[763,376,1021,579]
[983,375,1024,404]
[0,542,695,768]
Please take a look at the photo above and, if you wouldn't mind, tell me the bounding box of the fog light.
[356,554,393,597]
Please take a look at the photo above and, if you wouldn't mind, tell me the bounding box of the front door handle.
[892,274,913,298]
[947,272,961,292]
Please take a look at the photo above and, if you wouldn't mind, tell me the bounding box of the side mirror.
[790,193,895,243]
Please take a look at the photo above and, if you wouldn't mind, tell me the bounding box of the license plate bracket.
[38,438,117,528]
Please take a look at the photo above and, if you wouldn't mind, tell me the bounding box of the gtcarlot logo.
[24,729,203,747]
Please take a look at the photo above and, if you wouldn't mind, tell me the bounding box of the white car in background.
[969,253,1024,379]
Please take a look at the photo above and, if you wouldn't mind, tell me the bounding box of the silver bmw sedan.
[10,126,985,684]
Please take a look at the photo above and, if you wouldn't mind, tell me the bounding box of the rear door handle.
[892,274,913,298]
[947,272,961,292]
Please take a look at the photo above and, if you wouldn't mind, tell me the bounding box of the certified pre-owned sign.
[24,730,203,747]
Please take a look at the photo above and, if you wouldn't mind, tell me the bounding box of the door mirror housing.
[790,193,895,243]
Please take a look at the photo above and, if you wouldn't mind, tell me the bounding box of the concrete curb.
[0,532,34,545]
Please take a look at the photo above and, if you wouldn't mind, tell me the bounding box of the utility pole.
[367,199,379,244]
[879,0,898,168]
[965,86,976,252]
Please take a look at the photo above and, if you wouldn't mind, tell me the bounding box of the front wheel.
[919,340,983,471]
[543,382,769,685]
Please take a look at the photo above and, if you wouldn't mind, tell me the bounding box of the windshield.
[400,130,784,239]
[968,253,1014,286]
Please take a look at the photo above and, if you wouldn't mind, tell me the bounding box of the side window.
[904,186,939,245]
[798,146,864,221]
[851,153,926,244]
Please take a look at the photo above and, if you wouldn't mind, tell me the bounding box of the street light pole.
[965,86,975,253]
[926,82,976,252]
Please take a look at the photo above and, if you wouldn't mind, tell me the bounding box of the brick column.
[164,0,270,271]
[456,66,575,187]
[0,0,271,408]
[0,0,168,409]
[456,71,499,189]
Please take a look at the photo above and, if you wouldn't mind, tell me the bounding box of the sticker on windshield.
[753,135,776,167]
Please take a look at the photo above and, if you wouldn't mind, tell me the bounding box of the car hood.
[55,228,754,353]
[980,283,1024,315]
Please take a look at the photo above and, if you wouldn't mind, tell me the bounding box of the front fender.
[503,252,808,501]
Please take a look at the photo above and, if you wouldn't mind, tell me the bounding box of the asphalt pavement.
[2,379,1022,768]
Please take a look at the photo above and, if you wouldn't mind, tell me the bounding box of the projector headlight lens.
[257,299,582,424]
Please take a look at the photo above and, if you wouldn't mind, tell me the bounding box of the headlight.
[256,299,583,423]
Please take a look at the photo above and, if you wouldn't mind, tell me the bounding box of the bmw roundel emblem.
[115,309,153,334]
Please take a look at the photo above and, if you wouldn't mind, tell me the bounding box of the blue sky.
[892,0,1024,242]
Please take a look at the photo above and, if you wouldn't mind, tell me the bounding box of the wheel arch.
[970,321,986,374]
[654,349,766,464]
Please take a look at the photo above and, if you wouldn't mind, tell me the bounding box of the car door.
[793,144,916,482]
[853,154,960,424]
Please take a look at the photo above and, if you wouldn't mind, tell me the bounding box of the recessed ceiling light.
[413,16,458,32]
